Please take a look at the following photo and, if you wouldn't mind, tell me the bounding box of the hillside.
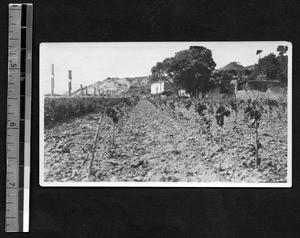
[218,62,245,71]
[72,76,150,96]
[217,62,255,72]
[244,64,255,70]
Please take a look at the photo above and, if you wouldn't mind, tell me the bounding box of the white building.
[178,89,190,97]
[151,81,173,94]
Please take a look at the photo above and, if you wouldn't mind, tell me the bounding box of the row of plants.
[44,97,133,128]
[147,95,287,169]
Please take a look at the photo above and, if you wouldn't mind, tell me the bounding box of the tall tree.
[151,46,216,96]
[277,45,288,56]
[276,45,288,83]
[277,56,288,84]
[254,53,280,80]
[253,45,288,83]
[150,61,172,83]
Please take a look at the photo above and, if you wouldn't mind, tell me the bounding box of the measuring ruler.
[6,3,32,232]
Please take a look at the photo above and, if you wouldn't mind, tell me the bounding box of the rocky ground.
[44,100,288,183]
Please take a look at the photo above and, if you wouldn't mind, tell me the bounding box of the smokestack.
[80,84,83,96]
[51,64,55,96]
[68,70,72,97]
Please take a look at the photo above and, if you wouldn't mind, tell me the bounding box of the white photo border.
[39,41,292,187]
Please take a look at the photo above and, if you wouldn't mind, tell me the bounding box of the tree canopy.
[253,45,288,83]
[254,53,279,80]
[277,45,288,56]
[150,46,216,96]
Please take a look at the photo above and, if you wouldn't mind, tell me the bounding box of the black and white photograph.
[1,0,300,236]
[40,42,292,187]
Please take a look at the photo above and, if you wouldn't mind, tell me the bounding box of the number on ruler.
[10,63,17,67]
[9,182,15,187]
[10,122,16,127]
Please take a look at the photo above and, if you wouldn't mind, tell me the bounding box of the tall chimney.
[68,70,72,97]
[80,84,83,96]
[51,64,55,96]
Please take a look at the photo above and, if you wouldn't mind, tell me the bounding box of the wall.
[236,89,287,101]
[241,80,285,92]
[207,82,236,99]
[208,85,221,99]
[163,82,173,91]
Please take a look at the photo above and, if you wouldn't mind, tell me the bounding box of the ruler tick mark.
[7,3,33,232]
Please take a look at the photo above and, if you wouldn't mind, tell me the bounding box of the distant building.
[178,89,190,97]
[150,81,173,94]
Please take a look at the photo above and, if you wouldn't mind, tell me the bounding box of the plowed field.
[44,99,287,183]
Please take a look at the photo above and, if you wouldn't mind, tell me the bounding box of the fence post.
[85,86,88,96]
[80,84,83,97]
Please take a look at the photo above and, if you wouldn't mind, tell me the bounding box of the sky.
[40,41,290,94]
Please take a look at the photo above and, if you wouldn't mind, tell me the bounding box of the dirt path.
[44,99,287,183]
[111,99,221,182]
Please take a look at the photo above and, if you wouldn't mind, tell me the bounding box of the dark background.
[0,0,300,237]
